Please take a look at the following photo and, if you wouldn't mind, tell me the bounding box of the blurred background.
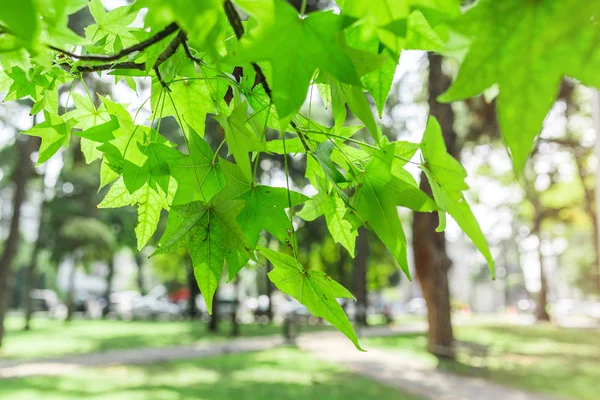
[0,1,599,400]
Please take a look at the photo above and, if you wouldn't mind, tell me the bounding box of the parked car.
[130,286,183,320]
[405,297,427,315]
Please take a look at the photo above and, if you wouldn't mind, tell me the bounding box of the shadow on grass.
[0,318,293,360]
[0,348,419,400]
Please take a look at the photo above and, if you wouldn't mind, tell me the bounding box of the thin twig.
[50,23,179,62]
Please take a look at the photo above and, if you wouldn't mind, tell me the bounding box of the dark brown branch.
[50,22,179,62]
[76,61,145,72]
[180,32,204,65]
[75,29,186,87]
[155,32,184,67]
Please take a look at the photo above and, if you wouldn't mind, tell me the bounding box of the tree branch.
[75,61,145,73]
[50,23,179,62]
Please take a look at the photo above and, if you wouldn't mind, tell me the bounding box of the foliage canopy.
[0,0,598,348]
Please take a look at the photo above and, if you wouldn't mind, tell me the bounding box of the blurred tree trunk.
[135,252,146,296]
[561,82,600,292]
[413,53,455,359]
[186,264,199,319]
[265,259,274,322]
[533,217,551,322]
[102,256,115,318]
[353,226,369,326]
[0,136,36,347]
[231,277,240,337]
[65,256,79,322]
[593,91,600,292]
[23,198,47,330]
[208,286,219,332]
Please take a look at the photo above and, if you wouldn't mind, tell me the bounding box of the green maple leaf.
[318,72,379,143]
[439,0,600,172]
[67,93,110,130]
[232,0,361,127]
[314,141,347,184]
[215,102,266,182]
[0,0,38,43]
[298,177,357,256]
[217,160,307,278]
[259,246,364,351]
[135,0,226,57]
[23,111,73,165]
[100,96,149,168]
[98,177,173,250]
[37,0,88,48]
[420,117,494,275]
[155,199,251,313]
[153,80,215,137]
[166,128,226,205]
[87,0,138,44]
[67,93,111,163]
[352,143,436,276]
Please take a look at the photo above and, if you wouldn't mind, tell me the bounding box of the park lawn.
[0,316,299,360]
[365,323,600,400]
[0,347,420,400]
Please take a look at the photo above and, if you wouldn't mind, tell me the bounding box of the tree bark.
[0,136,36,347]
[353,226,369,326]
[23,198,47,330]
[208,286,219,332]
[102,256,115,318]
[534,220,551,322]
[413,53,456,359]
[265,259,274,322]
[134,252,146,295]
[186,265,199,319]
[231,277,240,337]
[65,258,78,322]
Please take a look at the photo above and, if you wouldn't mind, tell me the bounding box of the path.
[0,335,284,378]
[298,331,569,400]
[0,323,570,400]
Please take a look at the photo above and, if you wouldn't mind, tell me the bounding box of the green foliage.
[1,0,597,347]
[439,0,600,172]
[259,246,363,351]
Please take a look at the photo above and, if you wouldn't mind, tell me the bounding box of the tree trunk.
[65,259,78,322]
[208,286,219,332]
[102,256,115,318]
[0,136,36,347]
[534,223,551,322]
[134,252,146,295]
[413,53,456,359]
[593,91,600,292]
[186,265,199,319]
[231,277,240,337]
[23,198,47,330]
[265,259,274,322]
[353,226,369,327]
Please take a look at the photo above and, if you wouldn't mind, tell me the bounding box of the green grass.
[365,323,600,400]
[0,347,420,400]
[1,316,299,360]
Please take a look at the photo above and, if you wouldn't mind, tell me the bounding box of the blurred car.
[245,295,271,320]
[130,286,182,320]
[406,297,427,315]
[586,302,600,321]
[106,291,141,320]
